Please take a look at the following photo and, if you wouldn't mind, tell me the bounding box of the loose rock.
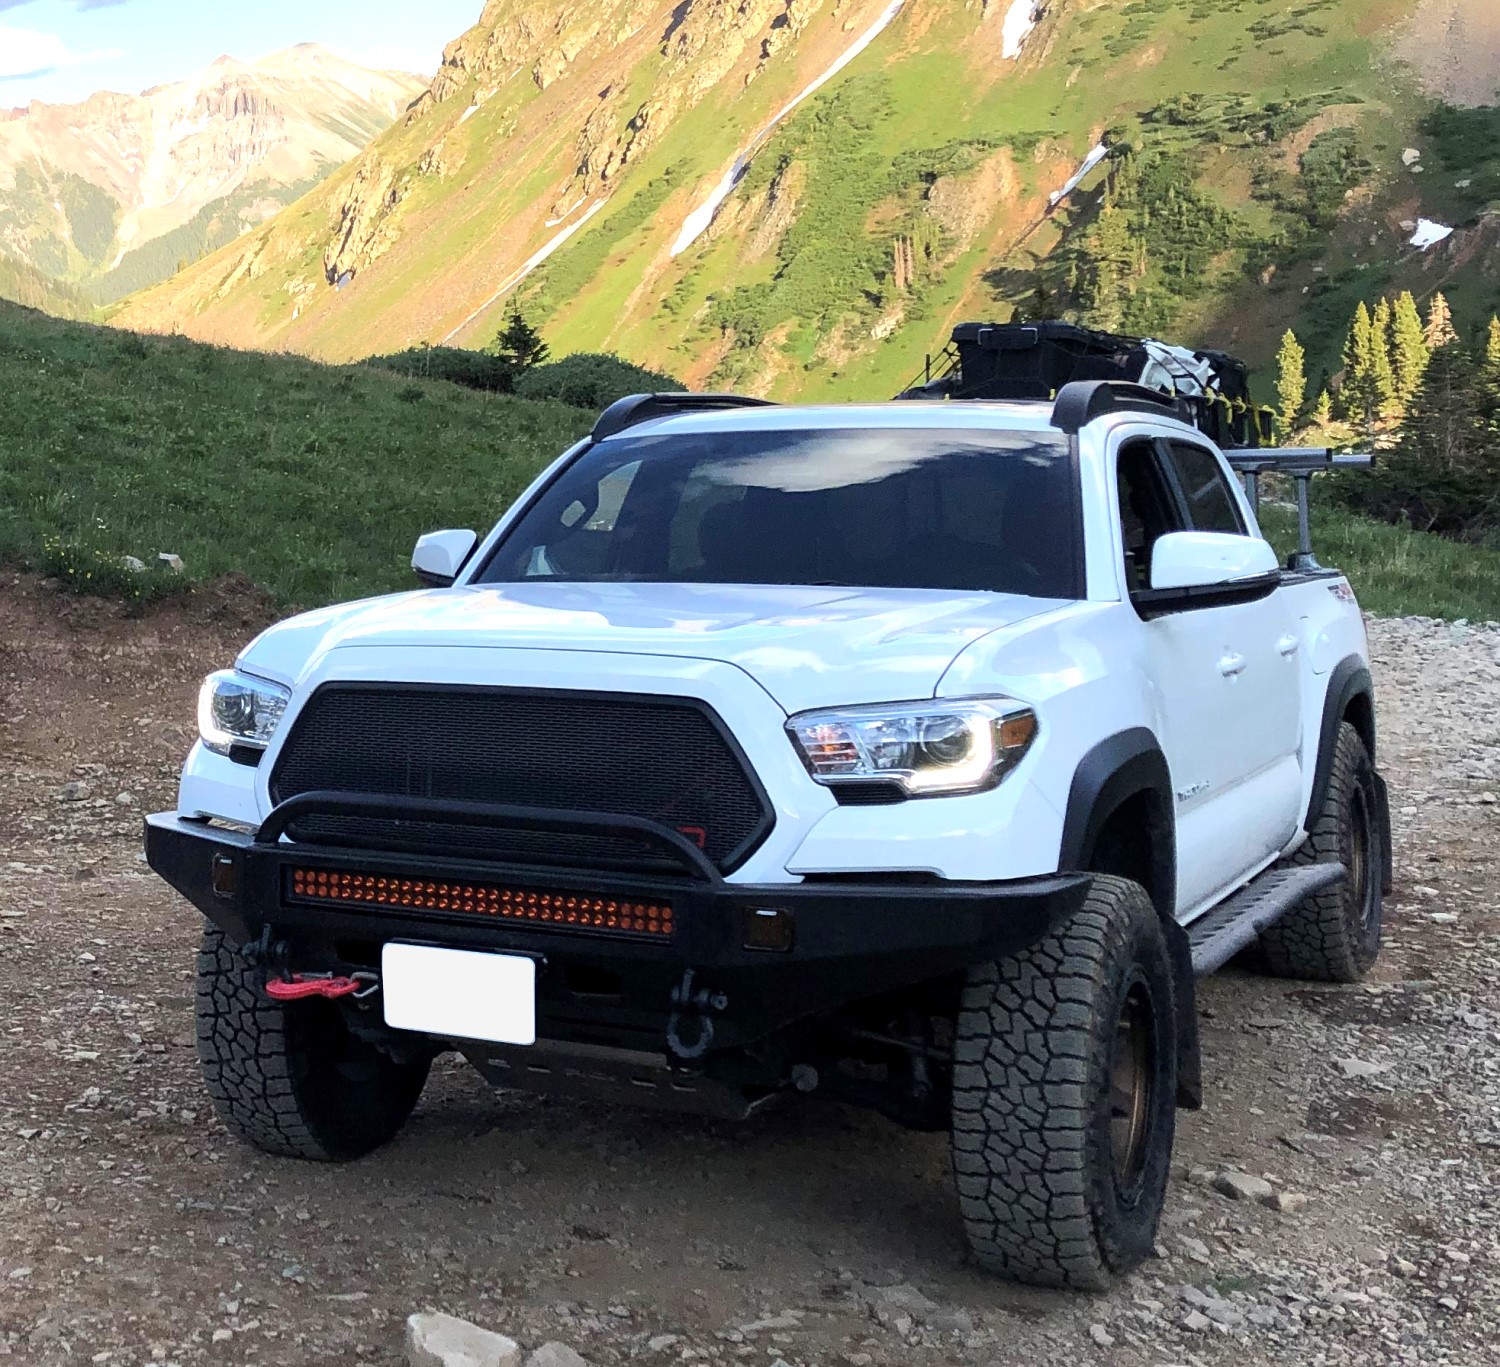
[406,1312,522,1367]
[1212,1170,1274,1202]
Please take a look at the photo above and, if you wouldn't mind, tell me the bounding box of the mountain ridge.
[0,44,425,306]
[113,0,1500,398]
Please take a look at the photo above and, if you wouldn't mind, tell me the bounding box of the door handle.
[1277,633,1300,657]
[1219,652,1247,678]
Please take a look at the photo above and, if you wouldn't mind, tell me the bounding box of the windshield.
[476,426,1080,599]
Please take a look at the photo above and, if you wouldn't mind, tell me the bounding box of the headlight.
[786,697,1037,797]
[198,669,291,757]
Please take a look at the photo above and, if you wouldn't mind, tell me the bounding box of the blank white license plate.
[381,944,536,1046]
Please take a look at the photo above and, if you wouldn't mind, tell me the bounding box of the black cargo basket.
[899,321,1273,449]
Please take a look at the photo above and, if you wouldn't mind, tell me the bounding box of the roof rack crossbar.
[1050,380,1185,434]
[1223,448,1373,474]
[592,392,778,442]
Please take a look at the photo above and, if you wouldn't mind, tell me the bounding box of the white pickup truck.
[147,378,1390,1289]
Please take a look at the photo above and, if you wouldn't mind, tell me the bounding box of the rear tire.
[1260,722,1383,983]
[196,926,430,1161]
[950,876,1177,1289]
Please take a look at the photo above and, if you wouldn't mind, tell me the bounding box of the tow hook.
[666,969,728,1061]
[264,971,380,1003]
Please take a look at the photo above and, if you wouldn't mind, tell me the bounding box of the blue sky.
[0,0,484,104]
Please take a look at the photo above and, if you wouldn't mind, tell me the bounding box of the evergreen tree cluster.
[1278,292,1500,538]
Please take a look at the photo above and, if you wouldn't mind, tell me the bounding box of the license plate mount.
[381,943,536,1046]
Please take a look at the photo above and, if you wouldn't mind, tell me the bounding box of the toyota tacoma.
[147,369,1391,1288]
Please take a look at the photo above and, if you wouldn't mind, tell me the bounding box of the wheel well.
[1085,790,1173,918]
[1081,790,1200,1110]
[1343,688,1375,760]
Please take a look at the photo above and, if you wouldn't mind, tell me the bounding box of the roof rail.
[1050,380,1186,434]
[591,392,778,442]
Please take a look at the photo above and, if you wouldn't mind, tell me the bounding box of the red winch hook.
[264,972,379,1002]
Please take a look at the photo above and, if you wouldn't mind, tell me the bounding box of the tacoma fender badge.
[1176,781,1210,804]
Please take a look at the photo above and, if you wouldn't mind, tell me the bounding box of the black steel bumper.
[145,795,1089,1057]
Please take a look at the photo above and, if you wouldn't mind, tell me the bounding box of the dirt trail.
[1,576,1497,1366]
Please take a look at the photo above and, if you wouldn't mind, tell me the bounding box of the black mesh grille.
[269,686,769,873]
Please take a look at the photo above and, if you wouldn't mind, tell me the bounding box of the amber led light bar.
[289,868,674,938]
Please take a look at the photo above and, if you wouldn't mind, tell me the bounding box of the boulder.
[406,1313,522,1367]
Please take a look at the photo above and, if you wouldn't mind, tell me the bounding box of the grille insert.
[269,686,770,872]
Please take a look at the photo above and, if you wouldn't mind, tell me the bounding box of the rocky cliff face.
[0,45,423,303]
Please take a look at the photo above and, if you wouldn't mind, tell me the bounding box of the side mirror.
[1150,531,1279,591]
[412,529,478,588]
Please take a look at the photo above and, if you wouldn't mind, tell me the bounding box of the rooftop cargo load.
[898,320,1275,450]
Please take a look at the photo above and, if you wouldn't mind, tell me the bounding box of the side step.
[1187,863,1345,977]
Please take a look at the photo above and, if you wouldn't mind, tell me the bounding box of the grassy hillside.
[2,302,1497,620]
[0,302,590,605]
[113,0,1500,407]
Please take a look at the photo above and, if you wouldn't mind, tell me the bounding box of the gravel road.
[1,575,1497,1366]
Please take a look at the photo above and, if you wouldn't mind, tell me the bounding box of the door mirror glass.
[412,529,479,587]
[1150,531,1278,591]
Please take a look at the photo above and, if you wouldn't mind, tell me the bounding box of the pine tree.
[1342,301,1379,429]
[1343,301,1373,382]
[1424,291,1459,350]
[1375,341,1491,533]
[488,308,551,371]
[1311,389,1333,427]
[1370,296,1397,421]
[1075,200,1141,333]
[1274,329,1307,436]
[1389,291,1430,409]
[1478,315,1500,424]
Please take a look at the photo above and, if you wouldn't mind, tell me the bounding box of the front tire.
[196,926,431,1161]
[950,876,1177,1289]
[1260,722,1383,983]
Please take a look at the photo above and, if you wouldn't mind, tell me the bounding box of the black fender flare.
[1307,657,1391,892]
[1059,728,1200,1108]
[1059,727,1176,914]
[1307,657,1374,830]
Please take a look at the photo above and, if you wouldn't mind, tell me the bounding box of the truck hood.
[239,582,1065,713]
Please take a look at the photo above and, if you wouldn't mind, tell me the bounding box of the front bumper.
[146,802,1089,1058]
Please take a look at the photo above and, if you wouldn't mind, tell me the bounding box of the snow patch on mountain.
[1048,141,1110,208]
[671,0,907,257]
[1001,1,1040,60]
[444,199,607,342]
[1409,219,1454,250]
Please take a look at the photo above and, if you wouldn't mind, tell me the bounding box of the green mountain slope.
[0,300,589,606]
[115,0,1500,401]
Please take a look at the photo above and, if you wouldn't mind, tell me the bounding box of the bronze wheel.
[952,876,1177,1289]
[1109,977,1156,1196]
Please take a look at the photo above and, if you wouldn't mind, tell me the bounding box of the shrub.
[514,353,685,410]
[363,346,516,393]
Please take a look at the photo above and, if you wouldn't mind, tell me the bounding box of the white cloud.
[0,23,119,80]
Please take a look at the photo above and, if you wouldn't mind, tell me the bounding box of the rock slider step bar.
[1188,864,1346,977]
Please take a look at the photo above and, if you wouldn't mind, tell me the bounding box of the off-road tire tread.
[196,926,344,1160]
[196,926,425,1161]
[1260,723,1378,983]
[950,876,1170,1290]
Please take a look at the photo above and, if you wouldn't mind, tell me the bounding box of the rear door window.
[1161,440,1246,535]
